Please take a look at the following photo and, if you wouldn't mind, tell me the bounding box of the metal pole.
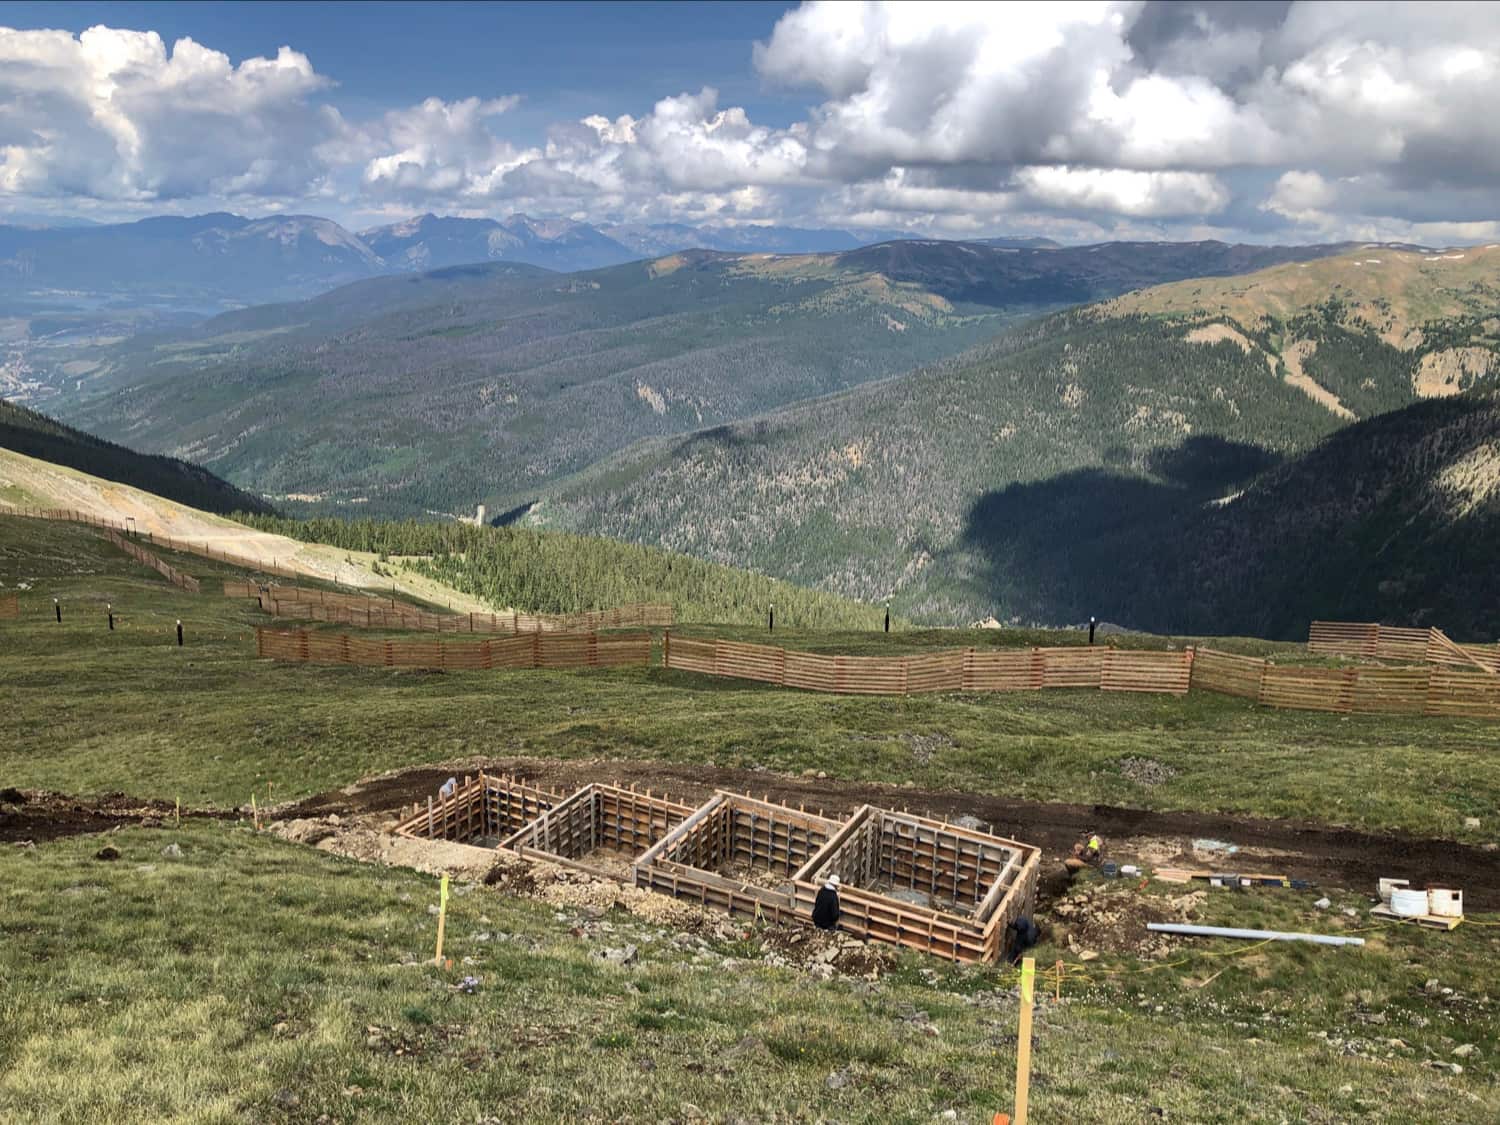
[1146,923,1365,947]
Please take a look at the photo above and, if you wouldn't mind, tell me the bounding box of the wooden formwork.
[634,792,841,925]
[791,806,1040,964]
[391,772,563,845]
[502,784,694,876]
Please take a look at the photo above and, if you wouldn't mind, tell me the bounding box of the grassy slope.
[5,822,1495,1123]
[0,398,272,515]
[4,516,1500,1122]
[3,516,1497,840]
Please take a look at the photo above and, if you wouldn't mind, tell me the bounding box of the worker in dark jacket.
[812,875,841,930]
[1007,916,1041,964]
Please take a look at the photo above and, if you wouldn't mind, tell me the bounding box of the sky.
[2,0,1500,243]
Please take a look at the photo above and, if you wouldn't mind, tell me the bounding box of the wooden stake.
[1015,957,1035,1125]
[251,793,260,831]
[433,873,450,967]
[1054,959,1062,1002]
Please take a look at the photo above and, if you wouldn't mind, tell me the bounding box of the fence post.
[663,630,671,670]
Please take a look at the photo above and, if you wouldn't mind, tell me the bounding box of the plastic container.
[1427,887,1464,917]
[1390,887,1429,918]
[1378,878,1410,905]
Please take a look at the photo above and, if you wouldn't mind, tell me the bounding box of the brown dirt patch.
[0,789,225,844]
[285,756,1500,910]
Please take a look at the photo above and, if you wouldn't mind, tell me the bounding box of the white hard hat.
[825,875,840,889]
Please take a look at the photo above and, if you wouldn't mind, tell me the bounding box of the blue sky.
[2,2,1500,244]
[0,1,804,132]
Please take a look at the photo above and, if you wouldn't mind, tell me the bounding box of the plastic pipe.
[1146,923,1364,947]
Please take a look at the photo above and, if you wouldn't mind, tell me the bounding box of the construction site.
[383,771,1042,964]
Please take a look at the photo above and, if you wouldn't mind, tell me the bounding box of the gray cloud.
[3,5,1500,244]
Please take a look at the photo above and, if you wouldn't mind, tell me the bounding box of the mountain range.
[523,244,1500,633]
[0,208,1008,313]
[39,237,1353,518]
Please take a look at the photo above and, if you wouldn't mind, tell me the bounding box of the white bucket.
[1390,887,1429,918]
[1378,878,1410,905]
[1427,887,1464,918]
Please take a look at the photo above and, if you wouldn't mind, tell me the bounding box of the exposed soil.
[0,789,226,844]
[286,756,1500,910]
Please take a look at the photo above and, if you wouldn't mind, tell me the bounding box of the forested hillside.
[43,238,1347,518]
[235,515,890,629]
[0,399,274,516]
[955,392,1500,640]
[528,247,1500,634]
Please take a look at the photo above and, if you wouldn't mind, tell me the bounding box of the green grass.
[2,822,1496,1123]
[5,517,1500,1122]
[3,516,1499,840]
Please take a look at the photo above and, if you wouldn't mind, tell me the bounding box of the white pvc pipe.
[1146,923,1364,947]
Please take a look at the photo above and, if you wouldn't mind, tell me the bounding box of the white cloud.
[6,4,1500,241]
[0,25,339,201]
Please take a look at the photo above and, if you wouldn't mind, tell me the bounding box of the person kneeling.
[813,875,841,930]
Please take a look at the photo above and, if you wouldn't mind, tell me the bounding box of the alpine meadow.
[4,4,1500,1124]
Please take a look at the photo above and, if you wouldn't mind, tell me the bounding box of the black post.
[1088,616,1097,646]
[54,598,61,623]
[768,604,774,633]
[884,605,890,634]
[107,604,114,631]
[176,620,184,647]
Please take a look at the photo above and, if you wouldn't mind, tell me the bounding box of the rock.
[1424,978,1441,993]
[825,1068,850,1090]
[94,845,121,861]
[161,843,183,859]
[328,814,342,826]
[1338,1085,1353,1096]
[1314,897,1331,909]
[1079,950,1099,962]
[801,769,818,777]
[0,787,25,804]
[598,944,638,966]
[271,1088,300,1110]
[1453,1043,1479,1058]
[1343,908,1358,917]
[1463,817,1481,829]
[816,771,828,780]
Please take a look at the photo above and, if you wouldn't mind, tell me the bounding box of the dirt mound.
[1052,883,1207,959]
[0,789,221,844]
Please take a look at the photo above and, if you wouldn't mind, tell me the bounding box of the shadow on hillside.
[956,436,1281,635]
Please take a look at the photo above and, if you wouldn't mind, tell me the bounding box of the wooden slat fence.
[236,581,672,634]
[101,529,201,593]
[664,636,1191,697]
[14,508,305,578]
[255,626,650,672]
[1194,646,1500,719]
[0,592,17,620]
[1309,621,1495,674]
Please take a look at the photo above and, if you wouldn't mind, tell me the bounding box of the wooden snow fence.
[230,578,673,635]
[0,593,17,620]
[392,773,563,845]
[1309,621,1497,674]
[663,635,1191,698]
[17,508,305,578]
[503,784,694,876]
[101,529,201,593]
[790,806,1041,964]
[634,793,841,926]
[255,626,651,673]
[1194,646,1500,719]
